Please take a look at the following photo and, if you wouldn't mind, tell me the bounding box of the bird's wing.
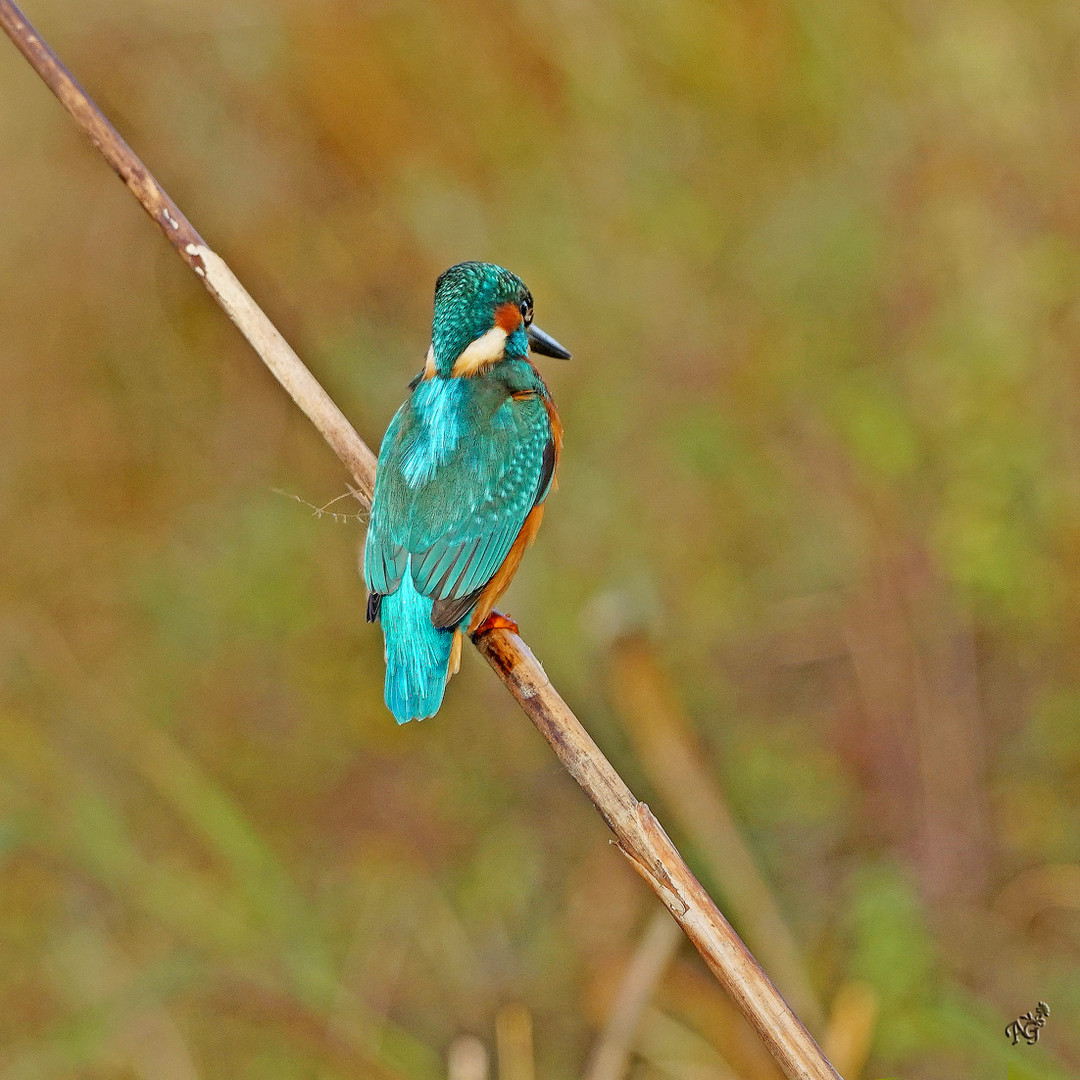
[364,387,554,630]
[409,395,553,628]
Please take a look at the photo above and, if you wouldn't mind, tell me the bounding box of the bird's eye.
[520,297,533,324]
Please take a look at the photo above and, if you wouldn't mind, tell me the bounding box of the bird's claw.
[471,610,520,638]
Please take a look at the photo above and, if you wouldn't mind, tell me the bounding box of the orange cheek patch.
[494,302,523,334]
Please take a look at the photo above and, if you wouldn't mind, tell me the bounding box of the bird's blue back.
[365,359,555,722]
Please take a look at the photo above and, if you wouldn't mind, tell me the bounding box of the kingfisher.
[364,261,570,724]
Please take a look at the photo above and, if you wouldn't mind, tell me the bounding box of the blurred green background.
[2,0,1080,1077]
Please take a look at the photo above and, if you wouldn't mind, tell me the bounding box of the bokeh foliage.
[2,0,1080,1077]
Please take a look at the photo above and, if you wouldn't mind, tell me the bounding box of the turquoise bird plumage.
[364,262,570,724]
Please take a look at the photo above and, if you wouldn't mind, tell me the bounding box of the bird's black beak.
[528,324,572,360]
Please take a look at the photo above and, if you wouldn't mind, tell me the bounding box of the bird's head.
[427,261,571,378]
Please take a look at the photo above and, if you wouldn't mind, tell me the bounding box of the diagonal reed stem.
[609,632,824,1032]
[0,5,842,1078]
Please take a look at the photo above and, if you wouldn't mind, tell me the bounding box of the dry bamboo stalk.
[822,982,879,1080]
[584,908,683,1080]
[0,6,842,1078]
[472,633,837,1080]
[609,633,824,1031]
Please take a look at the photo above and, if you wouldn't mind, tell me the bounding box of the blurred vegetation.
[2,0,1080,1077]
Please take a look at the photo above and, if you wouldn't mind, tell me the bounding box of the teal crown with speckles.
[430,261,531,375]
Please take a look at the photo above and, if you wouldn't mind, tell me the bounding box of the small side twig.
[0,7,842,1079]
[273,488,367,524]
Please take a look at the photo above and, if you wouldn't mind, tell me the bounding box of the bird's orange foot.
[471,611,520,638]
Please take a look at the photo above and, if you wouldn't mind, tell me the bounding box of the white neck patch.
[451,325,508,377]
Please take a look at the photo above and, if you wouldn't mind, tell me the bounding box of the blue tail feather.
[381,573,453,724]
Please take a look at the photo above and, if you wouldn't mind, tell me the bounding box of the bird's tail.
[380,571,455,724]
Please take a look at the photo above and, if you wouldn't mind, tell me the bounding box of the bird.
[363,261,570,724]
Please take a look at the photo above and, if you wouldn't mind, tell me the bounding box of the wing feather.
[365,378,555,630]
